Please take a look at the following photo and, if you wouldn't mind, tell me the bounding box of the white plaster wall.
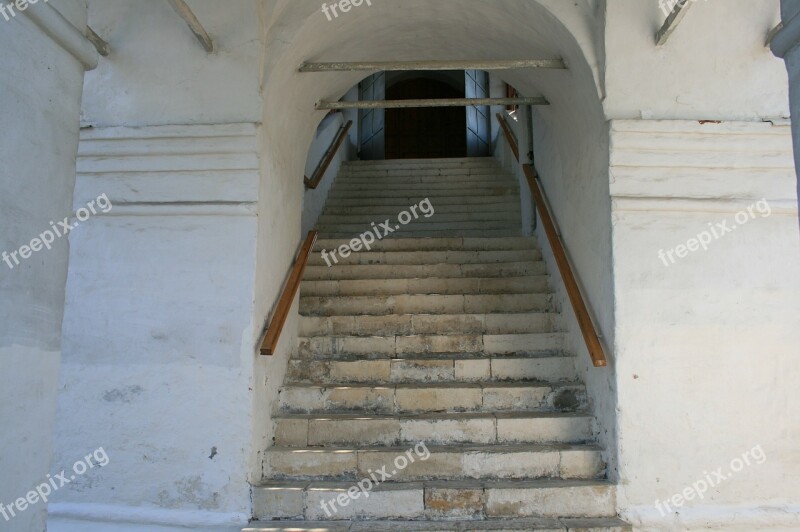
[603,0,787,120]
[0,1,89,531]
[609,120,800,530]
[80,0,263,127]
[301,112,355,234]
[51,124,261,529]
[51,1,267,529]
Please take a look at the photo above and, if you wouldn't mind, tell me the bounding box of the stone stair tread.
[282,381,582,389]
[244,517,631,531]
[268,443,602,453]
[256,478,614,490]
[274,411,591,421]
[291,351,570,361]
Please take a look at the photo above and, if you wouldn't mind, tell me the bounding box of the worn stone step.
[319,212,520,225]
[299,312,557,337]
[308,249,541,267]
[263,443,604,481]
[298,332,564,357]
[252,479,617,521]
[278,382,586,415]
[333,179,515,189]
[318,231,523,240]
[325,196,518,207]
[323,203,519,215]
[304,261,546,281]
[340,168,503,178]
[312,237,536,253]
[317,218,517,238]
[301,276,550,297]
[243,517,632,531]
[274,411,594,447]
[344,157,499,167]
[328,187,517,199]
[300,294,552,316]
[286,355,577,385]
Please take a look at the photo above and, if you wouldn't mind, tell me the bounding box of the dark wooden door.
[385,78,467,159]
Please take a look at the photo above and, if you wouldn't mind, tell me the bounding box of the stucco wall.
[51,1,265,529]
[0,1,90,531]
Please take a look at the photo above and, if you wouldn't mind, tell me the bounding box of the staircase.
[249,158,629,531]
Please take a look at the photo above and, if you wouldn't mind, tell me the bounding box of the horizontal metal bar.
[317,97,549,110]
[300,59,566,72]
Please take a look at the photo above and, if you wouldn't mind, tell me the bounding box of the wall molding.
[623,503,800,529]
[76,123,261,214]
[609,119,797,204]
[48,502,247,530]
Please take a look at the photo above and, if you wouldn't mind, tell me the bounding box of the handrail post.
[258,231,319,356]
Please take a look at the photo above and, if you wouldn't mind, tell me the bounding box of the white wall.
[610,120,800,530]
[50,1,265,530]
[302,112,354,234]
[0,1,93,531]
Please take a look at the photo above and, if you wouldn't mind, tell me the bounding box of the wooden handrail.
[495,112,520,162]
[259,231,319,356]
[496,113,608,367]
[304,120,353,189]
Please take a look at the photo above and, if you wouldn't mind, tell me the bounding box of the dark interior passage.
[385,78,467,159]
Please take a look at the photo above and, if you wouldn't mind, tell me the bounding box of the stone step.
[325,196,518,207]
[334,174,519,186]
[304,261,547,281]
[340,168,503,178]
[318,212,520,224]
[300,294,552,316]
[299,312,557,337]
[252,479,617,521]
[278,382,586,415]
[345,157,499,167]
[286,354,577,385]
[263,443,604,482]
[274,411,594,447]
[317,220,519,235]
[307,249,542,267]
[323,203,519,215]
[328,187,517,199]
[334,173,518,186]
[298,332,564,357]
[243,517,632,531]
[312,237,537,253]
[318,230,523,239]
[301,276,550,297]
